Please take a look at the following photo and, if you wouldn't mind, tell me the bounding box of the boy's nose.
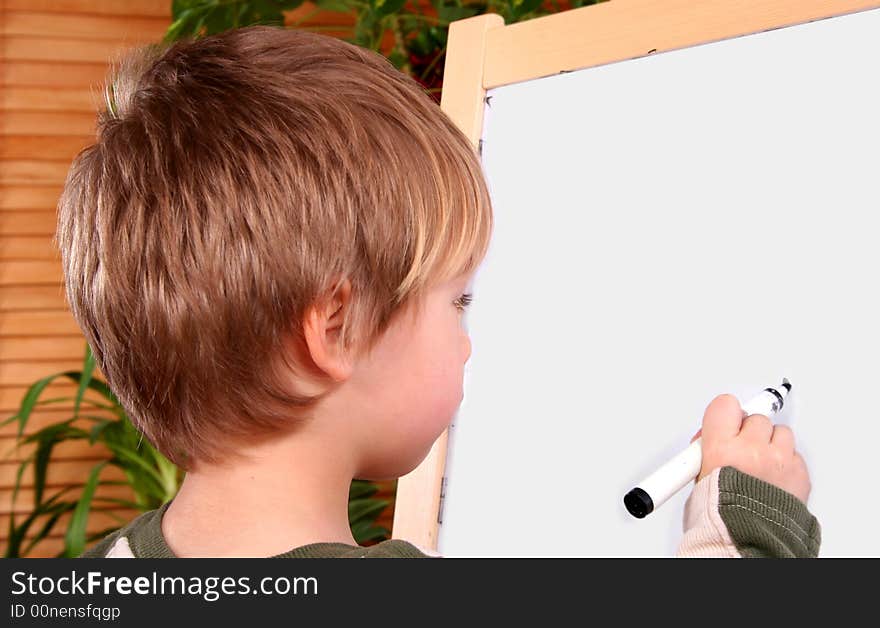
[462,334,472,363]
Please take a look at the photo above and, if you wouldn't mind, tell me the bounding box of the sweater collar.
[128,500,367,558]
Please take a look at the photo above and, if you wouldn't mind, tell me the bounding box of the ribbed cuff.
[717,466,821,558]
[676,467,739,557]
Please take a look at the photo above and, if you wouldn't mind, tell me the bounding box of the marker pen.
[624,378,792,519]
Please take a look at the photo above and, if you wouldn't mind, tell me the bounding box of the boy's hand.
[690,394,812,504]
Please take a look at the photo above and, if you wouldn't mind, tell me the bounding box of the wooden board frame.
[391,0,880,550]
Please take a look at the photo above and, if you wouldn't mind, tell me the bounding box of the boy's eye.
[454,293,473,311]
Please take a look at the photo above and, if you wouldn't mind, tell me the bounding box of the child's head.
[56,26,493,474]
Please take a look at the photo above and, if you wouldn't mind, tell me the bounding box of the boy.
[58,26,819,558]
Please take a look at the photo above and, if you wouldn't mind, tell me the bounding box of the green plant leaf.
[234,2,251,28]
[22,508,68,556]
[96,422,162,503]
[351,520,390,544]
[171,0,194,19]
[0,412,18,429]
[349,479,379,500]
[509,0,545,21]
[165,8,198,42]
[5,395,116,413]
[436,5,480,24]
[4,492,75,558]
[106,447,168,498]
[429,26,447,47]
[73,344,96,418]
[347,482,390,544]
[54,525,122,558]
[8,455,86,556]
[61,371,121,407]
[348,497,389,524]
[149,447,181,500]
[415,29,437,56]
[10,453,33,512]
[387,49,408,70]
[21,421,88,446]
[6,371,69,438]
[88,419,116,445]
[64,461,107,557]
[235,0,292,28]
[21,422,88,454]
[374,0,406,18]
[30,420,79,506]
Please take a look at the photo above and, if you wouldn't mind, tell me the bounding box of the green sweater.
[80,466,820,558]
[79,500,432,558]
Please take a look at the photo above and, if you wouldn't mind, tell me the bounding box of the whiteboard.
[438,7,880,557]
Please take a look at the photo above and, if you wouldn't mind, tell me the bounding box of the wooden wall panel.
[1,336,86,361]
[1,87,100,112]
[0,137,92,161]
[0,436,113,462]
[2,112,97,136]
[0,459,127,488]
[1,12,169,41]
[0,384,84,411]
[5,36,134,63]
[0,213,59,236]
[2,61,113,87]
[0,286,68,311]
[0,186,65,209]
[2,1,170,17]
[0,509,140,538]
[0,0,172,558]
[0,407,120,438]
[1,160,79,183]
[0,236,60,260]
[0,483,134,514]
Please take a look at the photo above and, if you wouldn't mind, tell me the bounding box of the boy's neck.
[161,428,360,557]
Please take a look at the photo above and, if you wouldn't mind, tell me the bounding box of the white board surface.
[438,7,880,557]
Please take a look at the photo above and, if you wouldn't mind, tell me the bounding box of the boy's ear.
[302,277,354,382]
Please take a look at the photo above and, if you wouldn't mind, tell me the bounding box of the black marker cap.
[624,488,654,519]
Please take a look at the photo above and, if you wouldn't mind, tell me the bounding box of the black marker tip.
[782,377,791,392]
[624,488,654,519]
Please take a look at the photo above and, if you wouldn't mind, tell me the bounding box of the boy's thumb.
[690,428,702,444]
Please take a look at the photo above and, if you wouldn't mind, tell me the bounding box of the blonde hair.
[55,26,493,469]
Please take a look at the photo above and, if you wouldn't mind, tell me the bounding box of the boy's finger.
[740,413,773,442]
[689,428,702,443]
[701,394,744,439]
[770,424,795,451]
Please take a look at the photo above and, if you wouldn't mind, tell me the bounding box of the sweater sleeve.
[675,466,821,558]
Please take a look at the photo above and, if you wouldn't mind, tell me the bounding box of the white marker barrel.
[624,381,791,518]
